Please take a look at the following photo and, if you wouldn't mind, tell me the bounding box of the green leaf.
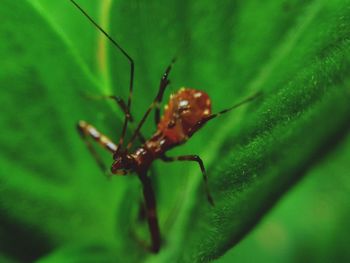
[1,0,349,262]
[217,132,350,263]
[34,0,105,76]
[0,0,135,261]
[217,131,350,263]
[37,242,123,263]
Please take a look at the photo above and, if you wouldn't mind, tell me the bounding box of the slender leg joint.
[161,154,215,206]
[77,121,117,153]
[76,120,118,176]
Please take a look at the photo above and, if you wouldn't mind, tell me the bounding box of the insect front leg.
[105,96,146,142]
[127,58,176,149]
[83,94,146,143]
[161,155,214,206]
[77,120,117,175]
[98,95,133,121]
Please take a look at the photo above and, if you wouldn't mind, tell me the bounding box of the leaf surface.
[0,0,349,262]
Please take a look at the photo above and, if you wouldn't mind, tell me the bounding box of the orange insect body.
[158,88,211,143]
[72,0,259,253]
[128,88,211,173]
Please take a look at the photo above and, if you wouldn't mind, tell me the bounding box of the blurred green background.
[1,0,349,262]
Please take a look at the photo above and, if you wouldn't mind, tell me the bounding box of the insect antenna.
[70,0,134,153]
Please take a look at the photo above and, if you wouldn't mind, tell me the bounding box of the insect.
[71,0,260,253]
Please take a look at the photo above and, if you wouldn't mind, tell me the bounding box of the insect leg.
[70,0,134,153]
[154,58,177,125]
[100,95,133,121]
[127,58,176,149]
[161,155,214,206]
[188,92,262,137]
[77,120,117,175]
[138,172,161,253]
[85,94,146,143]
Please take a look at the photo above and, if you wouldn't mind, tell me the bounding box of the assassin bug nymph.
[71,0,260,253]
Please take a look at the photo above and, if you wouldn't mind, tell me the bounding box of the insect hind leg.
[83,94,147,143]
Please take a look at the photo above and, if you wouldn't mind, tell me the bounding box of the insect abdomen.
[157,88,211,144]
